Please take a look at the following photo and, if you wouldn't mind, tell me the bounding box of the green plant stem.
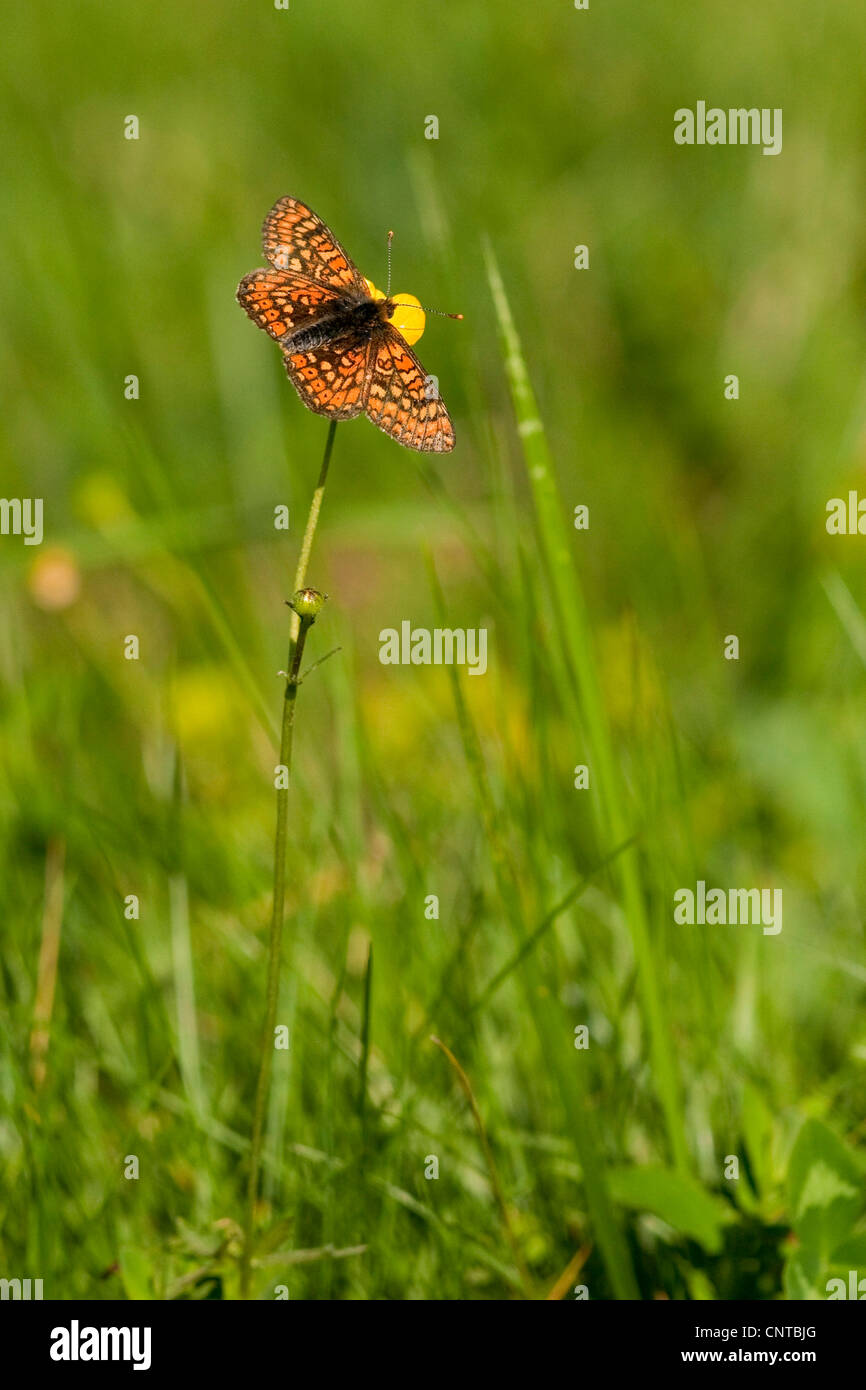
[240,419,337,1299]
[289,421,338,645]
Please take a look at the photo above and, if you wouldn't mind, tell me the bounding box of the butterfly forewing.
[236,268,341,343]
[262,197,367,292]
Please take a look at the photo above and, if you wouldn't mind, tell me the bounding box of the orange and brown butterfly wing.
[364,325,455,453]
[261,196,367,293]
[236,269,342,343]
[240,198,455,449]
[283,333,371,421]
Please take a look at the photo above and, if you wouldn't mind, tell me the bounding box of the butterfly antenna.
[385,230,463,318]
[386,228,394,298]
[390,301,464,320]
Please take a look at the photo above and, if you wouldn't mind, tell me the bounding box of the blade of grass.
[483,240,689,1176]
[430,1034,534,1297]
[30,838,66,1091]
[470,833,640,1015]
[168,752,205,1125]
[427,554,640,1299]
[822,569,866,669]
[358,941,373,1126]
[546,1243,593,1300]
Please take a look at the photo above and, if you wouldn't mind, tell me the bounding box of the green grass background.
[2,0,866,1299]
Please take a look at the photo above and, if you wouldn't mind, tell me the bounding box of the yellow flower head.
[364,279,426,346]
[28,548,81,611]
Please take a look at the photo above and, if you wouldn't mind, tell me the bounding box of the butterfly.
[237,196,457,453]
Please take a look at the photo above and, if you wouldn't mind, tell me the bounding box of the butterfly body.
[237,197,455,452]
[284,296,385,355]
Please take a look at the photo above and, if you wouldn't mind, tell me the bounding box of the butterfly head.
[365,229,462,346]
[365,279,426,345]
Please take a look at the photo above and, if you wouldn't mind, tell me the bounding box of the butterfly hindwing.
[262,197,367,293]
[365,326,455,454]
[284,334,371,421]
[236,268,341,343]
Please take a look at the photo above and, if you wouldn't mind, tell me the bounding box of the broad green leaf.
[783,1249,822,1301]
[608,1166,731,1254]
[119,1245,154,1301]
[831,1232,866,1265]
[786,1119,864,1258]
[820,1261,866,1300]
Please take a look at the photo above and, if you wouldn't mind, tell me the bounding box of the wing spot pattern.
[238,197,455,450]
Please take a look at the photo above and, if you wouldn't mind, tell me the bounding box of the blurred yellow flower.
[170,666,237,743]
[598,618,665,732]
[364,278,425,346]
[28,548,81,611]
[74,472,133,527]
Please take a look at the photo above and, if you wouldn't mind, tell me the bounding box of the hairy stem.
[241,419,337,1298]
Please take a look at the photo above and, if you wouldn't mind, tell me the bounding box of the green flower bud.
[288,587,327,620]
